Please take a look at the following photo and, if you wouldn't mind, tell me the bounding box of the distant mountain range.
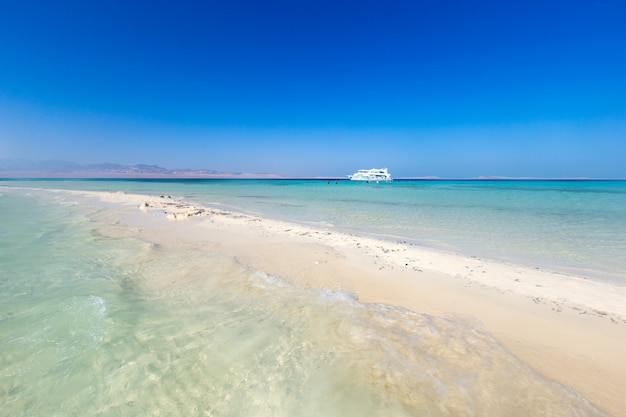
[0,159,282,178]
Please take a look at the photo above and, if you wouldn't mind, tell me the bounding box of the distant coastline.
[1,159,623,180]
[0,159,283,179]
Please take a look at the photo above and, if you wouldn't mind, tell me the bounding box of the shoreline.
[5,186,626,416]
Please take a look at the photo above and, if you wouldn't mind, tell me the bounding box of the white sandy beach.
[16,187,626,416]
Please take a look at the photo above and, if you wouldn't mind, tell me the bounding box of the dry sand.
[22,188,626,416]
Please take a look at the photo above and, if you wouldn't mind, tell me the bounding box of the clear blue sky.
[1,0,625,177]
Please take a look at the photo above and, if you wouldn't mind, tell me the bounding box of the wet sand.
[19,187,626,416]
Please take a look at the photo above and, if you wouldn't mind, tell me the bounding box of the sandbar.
[8,186,626,416]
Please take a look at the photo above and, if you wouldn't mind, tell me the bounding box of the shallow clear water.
[0,183,612,416]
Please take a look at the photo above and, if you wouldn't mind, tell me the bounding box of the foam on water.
[0,190,609,416]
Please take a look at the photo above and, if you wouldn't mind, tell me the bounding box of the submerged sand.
[11,187,626,416]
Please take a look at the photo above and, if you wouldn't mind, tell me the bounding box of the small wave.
[61,295,108,346]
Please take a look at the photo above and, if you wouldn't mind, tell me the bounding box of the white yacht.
[348,168,393,182]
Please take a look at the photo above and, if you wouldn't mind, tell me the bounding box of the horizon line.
[2,174,625,181]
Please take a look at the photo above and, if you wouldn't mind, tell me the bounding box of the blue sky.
[1,0,625,177]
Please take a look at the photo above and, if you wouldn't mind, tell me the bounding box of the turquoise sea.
[1,179,622,416]
[6,179,626,282]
